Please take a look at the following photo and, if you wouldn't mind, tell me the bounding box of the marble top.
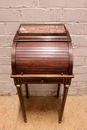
[19,25,66,34]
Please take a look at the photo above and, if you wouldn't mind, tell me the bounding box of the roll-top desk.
[11,24,74,123]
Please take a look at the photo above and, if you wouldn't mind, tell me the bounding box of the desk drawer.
[21,78,64,84]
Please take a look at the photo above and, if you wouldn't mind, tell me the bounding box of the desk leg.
[16,84,27,123]
[59,84,69,123]
[57,84,60,97]
[25,84,29,98]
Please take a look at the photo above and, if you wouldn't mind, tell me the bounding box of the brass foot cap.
[24,119,27,123]
[59,120,62,123]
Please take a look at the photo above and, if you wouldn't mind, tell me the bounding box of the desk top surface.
[19,24,66,34]
[14,24,71,42]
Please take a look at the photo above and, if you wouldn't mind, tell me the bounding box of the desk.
[11,24,74,123]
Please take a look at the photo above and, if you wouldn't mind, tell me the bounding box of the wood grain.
[13,42,70,74]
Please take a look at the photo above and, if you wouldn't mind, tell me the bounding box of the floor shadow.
[18,96,62,122]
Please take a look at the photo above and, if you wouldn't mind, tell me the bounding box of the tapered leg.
[16,84,27,123]
[25,84,29,98]
[59,84,69,123]
[57,84,60,97]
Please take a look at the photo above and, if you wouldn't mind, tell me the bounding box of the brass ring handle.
[41,79,44,84]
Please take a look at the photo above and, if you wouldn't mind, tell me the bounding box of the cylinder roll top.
[11,41,73,75]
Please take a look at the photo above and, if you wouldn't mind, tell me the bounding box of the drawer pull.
[41,79,44,83]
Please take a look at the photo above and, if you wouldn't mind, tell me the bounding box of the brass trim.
[65,85,70,88]
[16,84,21,88]
[11,74,74,78]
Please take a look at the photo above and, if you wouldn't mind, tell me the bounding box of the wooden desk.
[11,24,74,123]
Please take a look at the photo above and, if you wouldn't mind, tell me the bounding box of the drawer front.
[21,78,64,84]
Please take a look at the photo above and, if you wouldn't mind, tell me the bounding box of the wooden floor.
[0,95,87,130]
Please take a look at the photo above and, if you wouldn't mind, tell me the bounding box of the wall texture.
[0,0,87,96]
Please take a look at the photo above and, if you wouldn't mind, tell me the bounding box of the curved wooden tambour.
[11,41,73,75]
